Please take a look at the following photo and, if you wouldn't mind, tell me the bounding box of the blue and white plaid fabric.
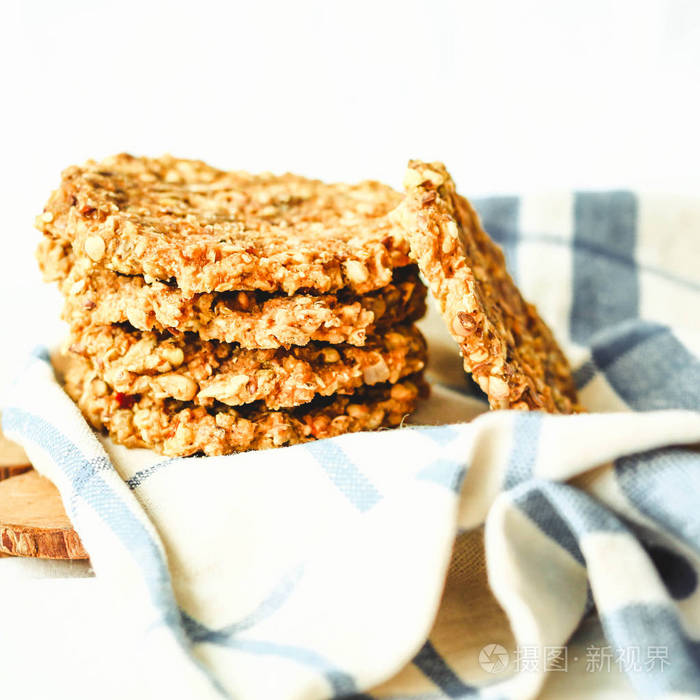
[3,191,700,699]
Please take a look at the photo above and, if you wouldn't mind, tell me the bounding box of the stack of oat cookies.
[36,155,429,457]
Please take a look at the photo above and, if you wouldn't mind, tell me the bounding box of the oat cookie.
[67,323,427,410]
[64,356,427,457]
[38,154,411,296]
[396,160,580,413]
[38,237,426,348]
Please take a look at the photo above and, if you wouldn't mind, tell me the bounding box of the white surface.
[2,1,700,347]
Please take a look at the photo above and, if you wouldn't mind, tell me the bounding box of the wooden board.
[0,470,88,560]
[0,465,32,481]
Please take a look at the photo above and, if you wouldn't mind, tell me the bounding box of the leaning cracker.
[38,236,426,348]
[66,323,427,410]
[38,154,411,296]
[396,160,580,413]
[64,356,427,457]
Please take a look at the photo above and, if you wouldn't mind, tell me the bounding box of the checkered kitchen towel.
[3,191,700,699]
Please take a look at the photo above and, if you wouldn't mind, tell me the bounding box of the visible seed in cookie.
[321,347,341,363]
[226,374,250,394]
[92,379,108,397]
[469,348,489,363]
[347,404,368,418]
[215,413,234,429]
[451,312,474,337]
[161,346,185,368]
[344,260,369,285]
[42,211,54,223]
[390,383,415,401]
[126,304,148,329]
[236,292,251,310]
[384,331,405,349]
[363,358,390,385]
[154,373,198,401]
[488,376,510,400]
[442,235,456,254]
[199,374,251,405]
[69,279,86,295]
[84,235,106,261]
[310,415,331,436]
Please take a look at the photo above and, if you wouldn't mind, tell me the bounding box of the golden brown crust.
[66,323,427,411]
[396,160,580,413]
[37,236,426,348]
[37,154,411,296]
[63,356,427,457]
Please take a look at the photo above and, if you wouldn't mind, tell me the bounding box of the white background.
[1,0,699,379]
